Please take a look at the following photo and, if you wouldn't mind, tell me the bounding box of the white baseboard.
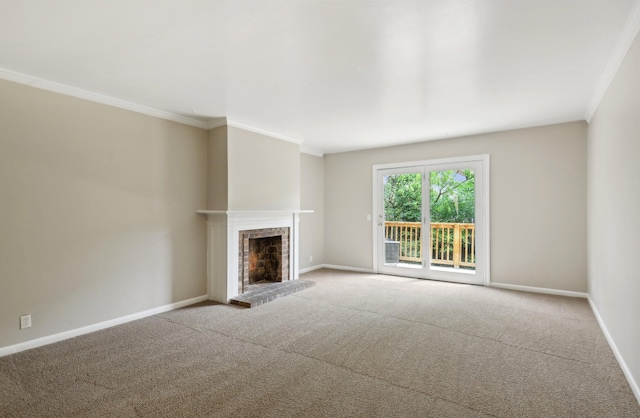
[490,282,587,298]
[299,269,588,297]
[299,265,325,274]
[589,296,640,405]
[0,295,209,358]
[299,264,374,274]
[322,264,375,274]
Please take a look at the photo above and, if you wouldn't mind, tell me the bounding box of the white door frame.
[372,154,491,286]
[375,165,426,279]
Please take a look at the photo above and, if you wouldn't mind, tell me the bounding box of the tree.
[384,170,474,223]
[430,169,474,223]
[384,173,422,222]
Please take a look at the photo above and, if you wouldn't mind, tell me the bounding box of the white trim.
[322,264,375,274]
[197,210,313,215]
[589,296,640,404]
[206,117,228,130]
[483,155,491,286]
[0,68,314,148]
[372,154,490,286]
[0,67,212,129]
[585,0,640,121]
[300,145,325,157]
[490,282,587,298]
[299,267,589,300]
[299,265,325,274]
[0,295,208,358]
[372,154,491,171]
[372,165,379,274]
[200,211,303,303]
[227,120,303,145]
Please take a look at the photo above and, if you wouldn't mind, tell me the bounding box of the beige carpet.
[1,269,639,417]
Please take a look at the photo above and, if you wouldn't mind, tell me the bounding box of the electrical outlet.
[20,314,31,330]
[309,255,313,263]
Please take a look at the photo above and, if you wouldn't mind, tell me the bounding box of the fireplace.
[239,227,289,293]
[196,210,310,303]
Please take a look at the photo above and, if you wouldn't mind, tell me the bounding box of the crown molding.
[300,144,325,157]
[585,0,640,121]
[0,67,319,150]
[226,119,303,145]
[206,117,227,129]
[0,67,210,129]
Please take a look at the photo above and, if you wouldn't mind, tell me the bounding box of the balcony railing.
[384,221,476,268]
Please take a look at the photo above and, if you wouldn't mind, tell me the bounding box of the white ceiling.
[1,1,639,155]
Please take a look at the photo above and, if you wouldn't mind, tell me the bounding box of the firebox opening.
[249,236,282,284]
[240,227,290,294]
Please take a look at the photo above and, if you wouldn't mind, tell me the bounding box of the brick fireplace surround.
[239,227,289,293]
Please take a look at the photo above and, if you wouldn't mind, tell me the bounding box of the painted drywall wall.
[299,153,325,271]
[588,32,640,399]
[0,79,208,349]
[324,121,587,292]
[227,126,300,211]
[207,125,228,210]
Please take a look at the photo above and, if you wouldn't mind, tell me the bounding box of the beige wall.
[227,126,300,211]
[299,153,325,270]
[0,79,208,349]
[588,33,640,396]
[324,121,588,292]
[207,125,228,210]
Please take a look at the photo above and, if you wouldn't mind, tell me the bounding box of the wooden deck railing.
[384,221,476,268]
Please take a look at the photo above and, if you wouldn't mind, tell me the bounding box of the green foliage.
[430,169,475,223]
[384,170,474,223]
[384,173,422,222]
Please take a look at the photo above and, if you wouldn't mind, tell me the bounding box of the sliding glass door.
[375,156,488,285]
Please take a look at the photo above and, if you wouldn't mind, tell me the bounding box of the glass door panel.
[429,169,476,273]
[378,167,425,277]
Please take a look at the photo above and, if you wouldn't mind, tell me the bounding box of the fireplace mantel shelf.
[196,210,313,215]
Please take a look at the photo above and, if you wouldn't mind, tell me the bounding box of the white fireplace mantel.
[196,210,313,303]
[196,210,314,214]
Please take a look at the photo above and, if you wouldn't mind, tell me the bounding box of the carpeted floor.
[1,269,639,417]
